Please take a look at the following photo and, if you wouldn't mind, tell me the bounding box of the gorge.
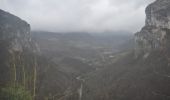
[0,0,170,100]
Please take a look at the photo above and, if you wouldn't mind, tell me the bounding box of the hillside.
[81,0,170,100]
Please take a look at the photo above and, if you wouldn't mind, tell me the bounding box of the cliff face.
[0,9,40,53]
[0,9,30,52]
[135,0,170,57]
[0,9,39,89]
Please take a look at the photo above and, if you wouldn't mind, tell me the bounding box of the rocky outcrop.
[135,0,170,57]
[0,9,40,54]
[0,9,39,88]
[0,9,30,52]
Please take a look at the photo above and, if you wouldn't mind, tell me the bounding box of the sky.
[0,0,155,33]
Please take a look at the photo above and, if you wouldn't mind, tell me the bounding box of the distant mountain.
[32,31,133,55]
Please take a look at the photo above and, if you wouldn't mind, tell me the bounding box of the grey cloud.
[0,0,155,33]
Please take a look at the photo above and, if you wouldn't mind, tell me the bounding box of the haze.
[0,0,155,33]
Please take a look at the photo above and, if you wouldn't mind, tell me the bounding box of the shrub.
[0,86,32,100]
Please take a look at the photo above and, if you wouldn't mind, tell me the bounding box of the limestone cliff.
[0,9,39,90]
[135,0,170,57]
[0,9,40,53]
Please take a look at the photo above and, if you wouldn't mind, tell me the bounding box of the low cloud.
[0,0,155,33]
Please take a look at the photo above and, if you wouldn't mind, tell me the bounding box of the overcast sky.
[0,0,155,33]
